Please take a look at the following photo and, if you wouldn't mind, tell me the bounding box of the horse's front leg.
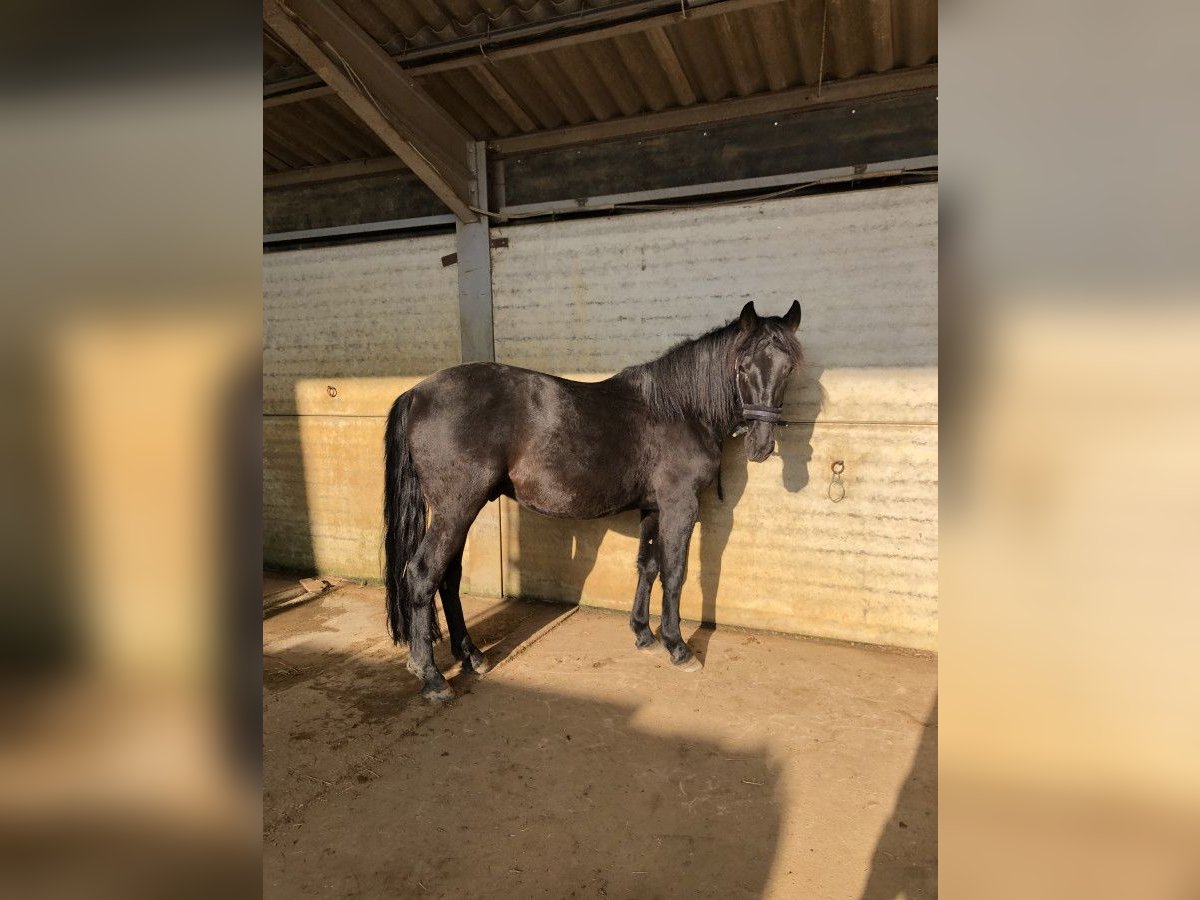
[630,510,660,651]
[656,496,702,672]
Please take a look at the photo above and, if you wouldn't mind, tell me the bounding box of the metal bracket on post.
[455,141,495,364]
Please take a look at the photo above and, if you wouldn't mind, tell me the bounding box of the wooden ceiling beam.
[264,156,409,189]
[263,0,478,220]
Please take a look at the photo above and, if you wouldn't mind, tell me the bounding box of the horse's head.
[732,300,803,462]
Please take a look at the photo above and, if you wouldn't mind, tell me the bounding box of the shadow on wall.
[860,696,938,899]
[265,640,785,898]
[263,412,317,577]
[511,366,825,656]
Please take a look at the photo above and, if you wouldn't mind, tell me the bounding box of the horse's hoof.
[635,634,659,653]
[421,683,456,703]
[466,652,492,675]
[671,654,703,673]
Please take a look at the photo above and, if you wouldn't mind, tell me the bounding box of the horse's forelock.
[731,319,804,367]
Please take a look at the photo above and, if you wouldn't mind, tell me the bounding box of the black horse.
[384,300,803,701]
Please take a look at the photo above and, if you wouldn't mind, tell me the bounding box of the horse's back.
[406,362,651,517]
[406,362,528,456]
[411,362,613,420]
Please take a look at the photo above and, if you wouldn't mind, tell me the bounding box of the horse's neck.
[627,339,734,439]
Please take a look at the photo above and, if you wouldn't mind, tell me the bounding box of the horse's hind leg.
[404,511,476,702]
[630,510,660,651]
[439,544,492,675]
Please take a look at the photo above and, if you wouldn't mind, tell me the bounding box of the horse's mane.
[618,315,803,436]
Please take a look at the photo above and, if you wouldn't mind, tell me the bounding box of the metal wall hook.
[828,459,846,502]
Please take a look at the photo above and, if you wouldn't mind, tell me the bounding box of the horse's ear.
[739,301,758,331]
[783,300,802,331]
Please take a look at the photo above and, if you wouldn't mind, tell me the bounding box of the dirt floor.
[263,582,936,899]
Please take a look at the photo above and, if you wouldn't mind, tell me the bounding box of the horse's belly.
[509,467,638,519]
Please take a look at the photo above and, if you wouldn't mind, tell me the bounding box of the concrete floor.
[264,584,936,899]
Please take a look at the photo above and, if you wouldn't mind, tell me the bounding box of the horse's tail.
[383,390,433,644]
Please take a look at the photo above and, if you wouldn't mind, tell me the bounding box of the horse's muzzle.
[745,422,776,462]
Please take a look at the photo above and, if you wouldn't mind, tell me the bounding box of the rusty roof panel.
[747,5,801,91]
[609,32,674,111]
[263,0,937,176]
[374,0,630,51]
[580,41,645,117]
[420,75,493,139]
[486,58,565,129]
[669,19,733,103]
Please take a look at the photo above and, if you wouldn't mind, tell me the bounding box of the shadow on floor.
[860,696,938,899]
[264,644,784,899]
[263,590,573,698]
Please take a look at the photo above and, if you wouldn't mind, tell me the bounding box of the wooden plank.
[489,64,937,155]
[499,157,937,218]
[263,0,476,221]
[264,85,333,108]
[499,90,936,206]
[264,167,445,234]
[263,74,332,99]
[285,0,472,170]
[264,156,409,189]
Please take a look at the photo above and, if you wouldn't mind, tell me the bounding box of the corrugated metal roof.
[264,0,936,176]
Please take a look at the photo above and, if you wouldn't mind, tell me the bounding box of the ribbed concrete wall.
[492,184,937,649]
[261,183,937,650]
[263,237,459,416]
[262,235,502,596]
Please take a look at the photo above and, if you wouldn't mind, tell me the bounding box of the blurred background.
[0,3,262,898]
[0,0,1197,897]
[940,0,1200,896]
